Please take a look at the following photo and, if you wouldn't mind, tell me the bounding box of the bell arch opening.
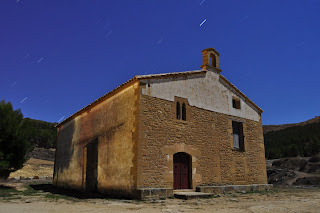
[210,53,217,67]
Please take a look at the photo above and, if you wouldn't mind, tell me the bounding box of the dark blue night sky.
[1,0,319,125]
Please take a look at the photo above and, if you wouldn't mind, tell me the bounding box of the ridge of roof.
[136,69,206,79]
[55,70,207,128]
[55,69,262,128]
[55,76,138,128]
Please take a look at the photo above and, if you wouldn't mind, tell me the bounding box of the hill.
[263,116,320,134]
[22,118,57,149]
[263,116,320,159]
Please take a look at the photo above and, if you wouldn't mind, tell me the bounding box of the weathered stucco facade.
[54,81,140,196]
[54,48,268,199]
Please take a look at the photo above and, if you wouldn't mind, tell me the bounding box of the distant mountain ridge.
[263,116,320,134]
[263,116,320,159]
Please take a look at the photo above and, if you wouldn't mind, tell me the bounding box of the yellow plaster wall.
[53,82,139,195]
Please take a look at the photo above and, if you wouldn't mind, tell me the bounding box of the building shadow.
[29,184,133,200]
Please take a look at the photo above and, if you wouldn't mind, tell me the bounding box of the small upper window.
[232,98,241,109]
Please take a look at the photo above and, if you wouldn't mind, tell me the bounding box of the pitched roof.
[136,70,206,79]
[55,69,262,127]
[55,70,207,127]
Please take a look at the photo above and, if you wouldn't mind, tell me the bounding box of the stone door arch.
[162,143,201,190]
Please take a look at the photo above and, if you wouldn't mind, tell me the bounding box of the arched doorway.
[173,152,192,190]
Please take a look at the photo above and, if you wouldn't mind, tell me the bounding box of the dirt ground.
[1,180,320,213]
[2,150,320,212]
[8,147,55,179]
[8,158,54,179]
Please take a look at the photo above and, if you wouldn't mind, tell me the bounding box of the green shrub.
[309,154,320,163]
[0,99,32,178]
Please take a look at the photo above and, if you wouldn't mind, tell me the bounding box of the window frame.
[232,97,241,110]
[173,97,189,122]
[181,103,186,121]
[232,121,245,151]
[176,102,181,120]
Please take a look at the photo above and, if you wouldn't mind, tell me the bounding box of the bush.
[307,164,320,173]
[299,160,308,171]
[272,159,282,167]
[0,99,32,178]
[267,149,282,159]
[309,154,320,163]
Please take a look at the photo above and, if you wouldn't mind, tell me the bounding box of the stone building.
[53,48,269,199]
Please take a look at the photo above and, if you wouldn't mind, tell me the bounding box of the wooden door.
[173,152,191,190]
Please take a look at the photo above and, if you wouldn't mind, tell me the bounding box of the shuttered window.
[232,121,244,150]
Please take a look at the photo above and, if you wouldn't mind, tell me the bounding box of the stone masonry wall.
[137,94,267,190]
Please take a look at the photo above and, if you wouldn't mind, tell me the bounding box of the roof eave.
[219,75,263,114]
[55,77,139,128]
[55,70,207,128]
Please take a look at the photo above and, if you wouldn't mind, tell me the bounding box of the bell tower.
[200,47,222,73]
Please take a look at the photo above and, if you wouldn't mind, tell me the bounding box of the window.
[182,103,186,121]
[232,98,241,109]
[176,102,180,120]
[232,121,244,150]
[175,99,187,121]
[210,53,217,67]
